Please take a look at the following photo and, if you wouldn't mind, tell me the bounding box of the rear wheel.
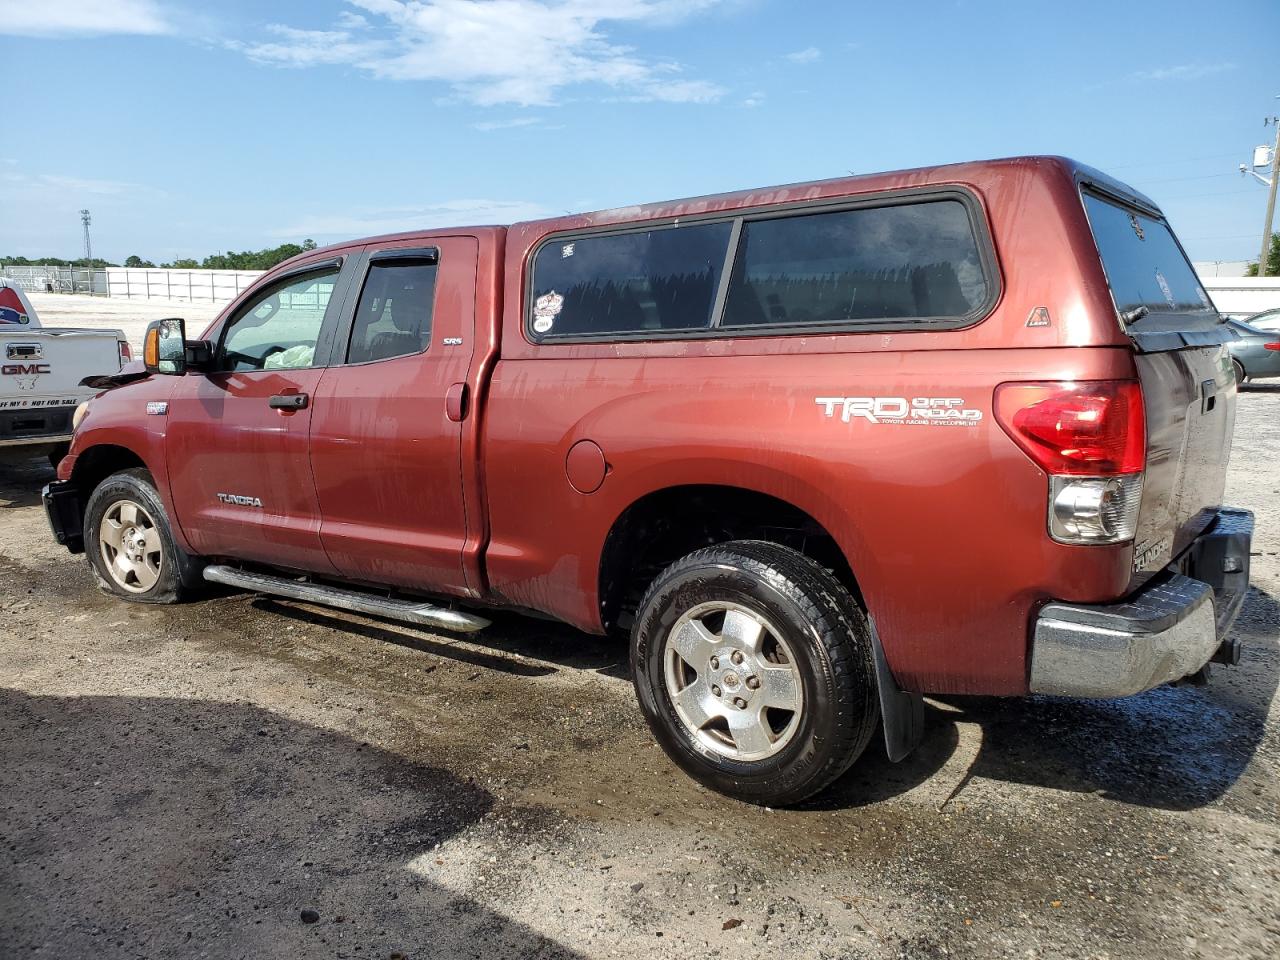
[1232,359,1247,384]
[631,540,878,806]
[84,468,196,603]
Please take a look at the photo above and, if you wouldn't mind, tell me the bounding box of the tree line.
[1,239,318,272]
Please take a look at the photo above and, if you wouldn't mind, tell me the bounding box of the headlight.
[72,400,92,431]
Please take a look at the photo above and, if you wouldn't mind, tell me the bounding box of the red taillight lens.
[119,340,133,362]
[994,380,1146,476]
[1264,342,1280,351]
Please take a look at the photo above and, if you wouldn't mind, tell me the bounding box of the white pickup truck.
[0,280,130,466]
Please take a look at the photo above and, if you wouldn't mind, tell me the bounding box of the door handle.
[445,382,468,422]
[269,393,309,410]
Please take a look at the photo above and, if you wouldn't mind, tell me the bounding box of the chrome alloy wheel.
[98,499,163,594]
[663,601,804,762]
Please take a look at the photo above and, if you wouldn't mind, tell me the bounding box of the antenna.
[80,209,93,265]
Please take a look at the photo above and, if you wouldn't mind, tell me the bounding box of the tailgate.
[0,329,122,401]
[1080,189,1236,584]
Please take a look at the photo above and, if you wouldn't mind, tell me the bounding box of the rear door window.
[722,199,989,328]
[347,260,437,364]
[529,222,733,338]
[1082,191,1218,331]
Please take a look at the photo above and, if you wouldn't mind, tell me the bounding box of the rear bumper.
[42,479,85,554]
[0,433,72,448]
[1029,507,1253,698]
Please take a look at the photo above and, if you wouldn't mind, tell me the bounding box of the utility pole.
[1257,115,1280,277]
[80,209,93,266]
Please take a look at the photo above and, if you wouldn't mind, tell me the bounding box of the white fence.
[0,265,108,294]
[105,268,264,303]
[1201,277,1280,319]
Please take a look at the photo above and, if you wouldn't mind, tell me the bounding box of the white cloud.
[472,117,542,131]
[0,0,171,37]
[269,199,552,239]
[227,24,382,68]
[785,46,821,64]
[741,90,764,108]
[1131,62,1236,82]
[1,170,155,197]
[231,0,727,106]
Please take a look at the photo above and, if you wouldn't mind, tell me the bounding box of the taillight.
[1265,342,1280,351]
[119,340,133,365]
[994,380,1146,545]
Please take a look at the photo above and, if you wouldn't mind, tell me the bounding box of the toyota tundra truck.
[42,157,1253,806]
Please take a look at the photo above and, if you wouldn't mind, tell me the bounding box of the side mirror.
[143,318,187,375]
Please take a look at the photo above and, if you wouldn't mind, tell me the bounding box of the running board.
[203,565,491,633]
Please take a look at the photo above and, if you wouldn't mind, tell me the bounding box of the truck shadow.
[255,598,631,681]
[0,454,54,509]
[0,687,586,960]
[822,585,1280,812]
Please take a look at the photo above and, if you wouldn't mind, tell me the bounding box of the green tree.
[124,255,156,268]
[200,240,321,271]
[1245,232,1280,277]
[162,258,200,269]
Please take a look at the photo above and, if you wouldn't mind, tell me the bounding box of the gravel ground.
[1,386,1277,960]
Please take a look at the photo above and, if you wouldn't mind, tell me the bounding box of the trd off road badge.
[815,396,984,427]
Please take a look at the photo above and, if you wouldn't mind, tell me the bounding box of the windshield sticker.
[1154,269,1176,308]
[533,291,564,334]
[1129,214,1145,241]
[561,243,575,258]
[816,396,983,427]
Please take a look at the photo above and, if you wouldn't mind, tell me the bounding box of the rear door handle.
[269,393,309,410]
[445,382,468,422]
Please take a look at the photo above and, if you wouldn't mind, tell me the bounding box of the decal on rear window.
[533,291,564,333]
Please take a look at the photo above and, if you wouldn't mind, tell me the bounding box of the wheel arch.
[597,483,863,635]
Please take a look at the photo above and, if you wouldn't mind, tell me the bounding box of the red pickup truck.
[43,156,1253,805]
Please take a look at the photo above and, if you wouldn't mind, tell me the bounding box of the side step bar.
[203,565,491,634]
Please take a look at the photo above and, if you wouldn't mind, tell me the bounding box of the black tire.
[631,539,878,806]
[1233,359,1247,385]
[84,468,200,604]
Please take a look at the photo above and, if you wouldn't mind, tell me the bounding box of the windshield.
[1082,191,1217,326]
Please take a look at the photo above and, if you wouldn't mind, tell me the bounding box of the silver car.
[1242,306,1280,333]
[1228,317,1280,382]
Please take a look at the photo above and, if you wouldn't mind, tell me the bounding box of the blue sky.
[1,0,1277,265]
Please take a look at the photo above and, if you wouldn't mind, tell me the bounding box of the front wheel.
[84,468,197,603]
[631,540,879,806]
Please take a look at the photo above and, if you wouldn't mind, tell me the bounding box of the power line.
[1131,172,1234,186]
[1098,151,1242,171]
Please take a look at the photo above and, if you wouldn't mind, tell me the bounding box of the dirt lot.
[2,388,1278,960]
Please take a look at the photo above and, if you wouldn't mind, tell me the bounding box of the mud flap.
[868,616,924,762]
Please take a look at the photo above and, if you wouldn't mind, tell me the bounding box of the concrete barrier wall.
[1201,277,1280,320]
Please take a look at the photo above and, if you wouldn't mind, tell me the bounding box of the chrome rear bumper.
[1030,508,1253,698]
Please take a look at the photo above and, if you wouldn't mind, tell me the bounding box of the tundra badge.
[217,493,263,508]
